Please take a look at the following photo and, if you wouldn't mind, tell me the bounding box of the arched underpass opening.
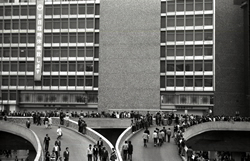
[93,128,125,146]
[0,131,36,161]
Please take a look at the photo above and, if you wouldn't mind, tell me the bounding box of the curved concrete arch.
[183,121,250,141]
[0,121,43,161]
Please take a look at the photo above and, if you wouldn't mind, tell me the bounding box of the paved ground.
[29,124,94,161]
[129,125,182,161]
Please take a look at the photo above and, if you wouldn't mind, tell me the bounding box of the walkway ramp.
[128,126,182,161]
[30,125,95,161]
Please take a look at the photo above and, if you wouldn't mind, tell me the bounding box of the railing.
[0,121,43,161]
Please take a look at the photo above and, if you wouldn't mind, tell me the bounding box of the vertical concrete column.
[99,0,161,111]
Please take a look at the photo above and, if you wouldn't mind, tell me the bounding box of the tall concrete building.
[0,0,248,116]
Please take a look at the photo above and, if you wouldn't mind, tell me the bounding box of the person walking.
[55,138,62,152]
[43,134,50,151]
[142,130,149,147]
[121,141,128,160]
[26,118,31,129]
[93,145,98,161]
[97,137,103,160]
[110,148,117,161]
[127,141,133,161]
[166,128,172,143]
[48,116,52,129]
[87,144,93,161]
[57,126,62,139]
[152,130,158,147]
[101,147,108,161]
[53,142,59,161]
[63,147,70,161]
[44,116,49,128]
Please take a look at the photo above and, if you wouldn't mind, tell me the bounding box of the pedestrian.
[187,146,193,161]
[166,128,172,143]
[57,126,63,139]
[162,127,167,142]
[43,134,50,151]
[53,142,59,161]
[97,137,103,160]
[63,147,70,161]
[82,120,87,134]
[48,116,52,129]
[93,145,98,161]
[121,141,128,160]
[102,147,108,161]
[26,118,31,129]
[55,138,62,152]
[152,130,158,147]
[87,144,93,161]
[110,148,117,161]
[142,130,149,147]
[127,141,133,161]
[50,150,56,161]
[65,113,70,127]
[44,116,49,128]
[37,112,42,126]
[45,151,50,161]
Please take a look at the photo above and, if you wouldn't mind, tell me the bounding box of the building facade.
[0,0,248,116]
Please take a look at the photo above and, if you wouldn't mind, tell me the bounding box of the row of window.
[161,30,213,42]
[0,4,99,16]
[160,45,213,57]
[44,47,99,58]
[0,61,98,72]
[44,18,99,30]
[19,93,98,103]
[1,61,34,71]
[0,47,99,58]
[0,19,36,30]
[0,33,35,44]
[0,47,35,57]
[0,5,36,16]
[160,75,213,87]
[1,75,98,87]
[161,94,213,105]
[0,32,99,44]
[161,15,213,27]
[44,32,99,43]
[43,61,98,72]
[45,4,99,15]
[160,60,213,72]
[161,0,213,13]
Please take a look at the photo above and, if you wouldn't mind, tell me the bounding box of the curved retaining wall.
[183,121,250,141]
[0,121,43,161]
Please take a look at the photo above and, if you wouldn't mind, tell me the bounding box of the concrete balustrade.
[183,121,250,141]
[0,121,43,161]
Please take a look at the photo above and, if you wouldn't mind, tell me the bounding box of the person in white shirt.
[152,130,158,147]
[57,126,62,139]
[87,144,93,161]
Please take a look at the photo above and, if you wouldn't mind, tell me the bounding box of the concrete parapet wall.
[183,121,250,141]
[0,121,43,161]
